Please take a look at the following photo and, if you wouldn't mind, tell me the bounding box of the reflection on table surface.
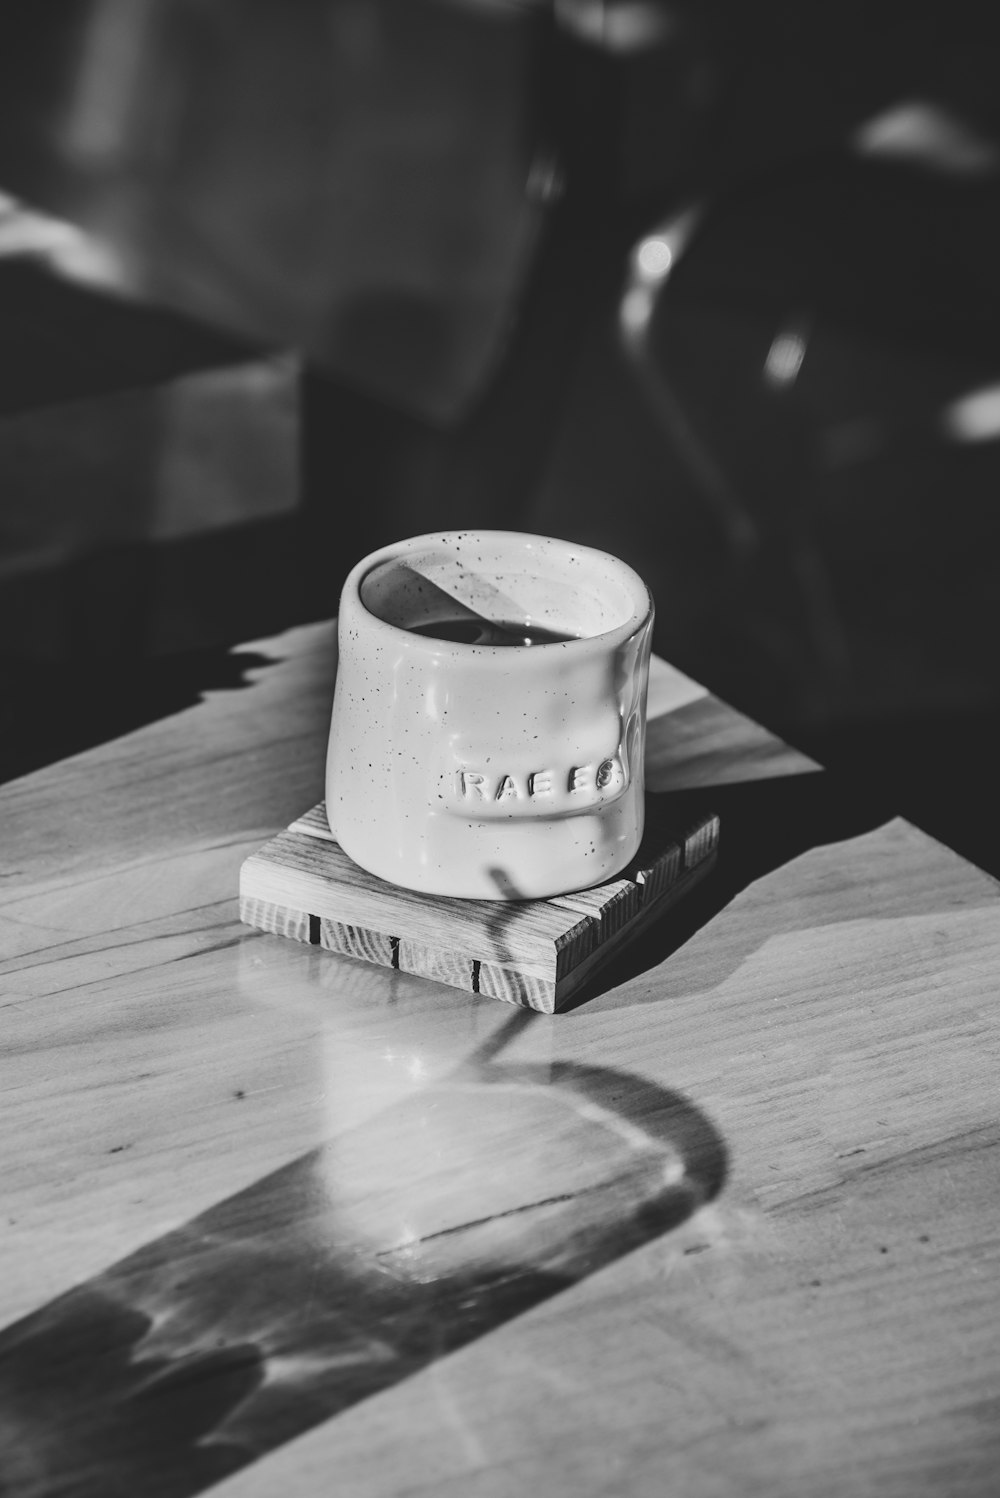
[2,623,999,1496]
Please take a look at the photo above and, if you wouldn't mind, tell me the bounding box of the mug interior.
[359,533,646,643]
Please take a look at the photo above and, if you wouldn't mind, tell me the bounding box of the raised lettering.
[456,758,626,811]
[567,765,593,794]
[596,757,624,791]
[459,771,490,800]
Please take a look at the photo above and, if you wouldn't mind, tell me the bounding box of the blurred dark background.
[1,0,998,874]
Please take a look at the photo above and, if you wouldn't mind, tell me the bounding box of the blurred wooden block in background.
[240,800,720,1012]
[0,259,300,659]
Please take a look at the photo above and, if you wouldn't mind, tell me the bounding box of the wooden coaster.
[239,802,719,1013]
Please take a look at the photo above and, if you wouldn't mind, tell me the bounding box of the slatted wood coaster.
[240,801,720,1012]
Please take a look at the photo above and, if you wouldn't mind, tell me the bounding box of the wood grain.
[239,803,720,1012]
[3,623,999,1498]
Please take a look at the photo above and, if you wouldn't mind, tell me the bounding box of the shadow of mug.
[0,1055,726,1497]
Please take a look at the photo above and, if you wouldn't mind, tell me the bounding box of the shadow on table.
[0,1053,725,1498]
[0,643,276,785]
[564,768,895,1010]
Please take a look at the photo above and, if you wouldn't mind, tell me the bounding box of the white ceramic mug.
[326,531,654,899]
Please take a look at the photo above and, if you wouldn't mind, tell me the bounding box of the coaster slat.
[240,802,719,1013]
[397,938,477,990]
[319,919,396,967]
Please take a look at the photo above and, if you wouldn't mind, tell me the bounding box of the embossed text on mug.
[453,753,628,817]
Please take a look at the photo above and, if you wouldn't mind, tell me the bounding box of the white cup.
[326,531,654,899]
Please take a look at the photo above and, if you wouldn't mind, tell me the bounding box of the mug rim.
[341,529,653,661]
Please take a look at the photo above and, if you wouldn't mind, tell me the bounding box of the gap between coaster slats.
[239,802,719,1013]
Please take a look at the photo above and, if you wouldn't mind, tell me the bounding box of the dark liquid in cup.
[408,617,578,647]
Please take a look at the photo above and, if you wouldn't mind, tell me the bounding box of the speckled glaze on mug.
[325,531,654,900]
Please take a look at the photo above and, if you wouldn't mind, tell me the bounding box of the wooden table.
[3,621,999,1497]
